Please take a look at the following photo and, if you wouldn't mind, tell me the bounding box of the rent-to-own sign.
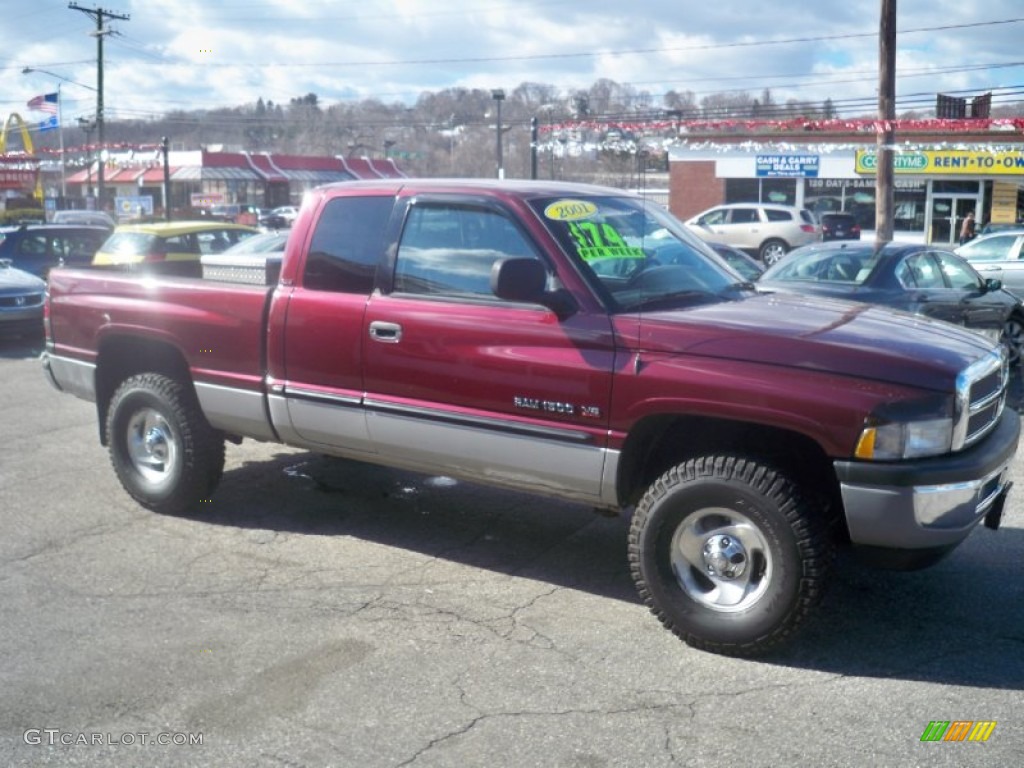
[856,149,1024,175]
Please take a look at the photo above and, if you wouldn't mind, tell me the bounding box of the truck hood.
[628,292,997,391]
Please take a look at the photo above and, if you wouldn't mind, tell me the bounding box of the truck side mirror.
[491,257,575,317]
[984,277,1003,293]
[491,257,547,302]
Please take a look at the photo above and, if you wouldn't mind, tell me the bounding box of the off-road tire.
[628,455,831,657]
[106,373,225,515]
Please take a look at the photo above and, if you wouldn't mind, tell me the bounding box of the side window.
[394,205,540,299]
[304,196,393,293]
[729,208,759,224]
[63,233,104,260]
[898,253,945,289]
[935,252,981,290]
[163,234,198,255]
[197,231,232,254]
[963,235,1014,261]
[16,234,48,258]
[763,209,792,222]
[698,209,727,226]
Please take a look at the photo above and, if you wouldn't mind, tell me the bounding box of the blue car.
[0,224,110,278]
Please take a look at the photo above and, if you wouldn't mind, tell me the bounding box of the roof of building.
[65,150,405,185]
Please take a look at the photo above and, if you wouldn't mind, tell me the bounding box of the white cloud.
[6,0,1022,122]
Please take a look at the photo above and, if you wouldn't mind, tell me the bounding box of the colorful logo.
[920,721,996,742]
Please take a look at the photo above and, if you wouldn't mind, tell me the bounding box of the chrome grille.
[953,350,1008,450]
[0,292,44,308]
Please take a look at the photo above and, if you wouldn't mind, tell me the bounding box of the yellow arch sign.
[0,113,35,154]
[0,112,42,200]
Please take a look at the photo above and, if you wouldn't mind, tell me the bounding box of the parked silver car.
[955,229,1024,294]
[685,203,821,265]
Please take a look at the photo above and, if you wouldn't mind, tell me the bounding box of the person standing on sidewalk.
[959,211,976,245]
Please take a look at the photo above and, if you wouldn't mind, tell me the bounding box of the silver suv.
[685,203,821,265]
[955,229,1024,294]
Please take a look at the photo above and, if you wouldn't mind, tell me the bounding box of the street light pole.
[77,118,96,197]
[491,89,505,180]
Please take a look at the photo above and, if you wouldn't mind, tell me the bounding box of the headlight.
[855,418,953,460]
[854,394,955,460]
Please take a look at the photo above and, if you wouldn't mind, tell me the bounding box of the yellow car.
[92,221,260,266]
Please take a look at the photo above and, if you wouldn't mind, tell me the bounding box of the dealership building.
[667,125,1024,245]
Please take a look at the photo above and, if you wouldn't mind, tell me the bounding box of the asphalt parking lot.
[1,336,1022,767]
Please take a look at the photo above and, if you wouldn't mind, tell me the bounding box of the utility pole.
[161,136,171,221]
[530,117,538,180]
[875,0,896,246]
[491,90,505,179]
[69,3,130,210]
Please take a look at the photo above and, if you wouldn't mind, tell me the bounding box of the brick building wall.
[669,160,724,220]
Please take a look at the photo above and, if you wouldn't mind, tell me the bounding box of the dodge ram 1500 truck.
[43,179,1019,657]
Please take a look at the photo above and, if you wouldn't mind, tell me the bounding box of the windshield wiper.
[623,289,720,312]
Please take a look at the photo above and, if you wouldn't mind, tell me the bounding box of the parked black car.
[819,212,861,241]
[758,241,1024,362]
[0,224,110,278]
[708,242,765,281]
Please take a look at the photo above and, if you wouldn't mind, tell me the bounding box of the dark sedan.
[759,241,1024,363]
[708,241,765,281]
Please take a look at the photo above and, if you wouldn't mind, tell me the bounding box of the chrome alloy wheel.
[669,508,772,612]
[126,408,179,487]
[1002,315,1024,365]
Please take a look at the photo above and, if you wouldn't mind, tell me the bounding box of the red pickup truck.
[43,179,1019,657]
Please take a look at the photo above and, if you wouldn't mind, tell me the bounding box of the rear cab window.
[302,196,393,293]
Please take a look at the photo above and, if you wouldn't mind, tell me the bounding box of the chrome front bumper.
[834,409,1019,557]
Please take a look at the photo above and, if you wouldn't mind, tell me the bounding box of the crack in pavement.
[395,696,696,767]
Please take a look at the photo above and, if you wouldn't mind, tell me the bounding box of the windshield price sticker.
[544,200,598,221]
[567,219,643,261]
[578,245,645,261]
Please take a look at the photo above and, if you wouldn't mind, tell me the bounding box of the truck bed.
[46,266,274,394]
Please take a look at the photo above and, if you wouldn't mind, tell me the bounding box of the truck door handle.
[369,321,402,343]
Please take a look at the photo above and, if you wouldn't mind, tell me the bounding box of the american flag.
[27,92,59,114]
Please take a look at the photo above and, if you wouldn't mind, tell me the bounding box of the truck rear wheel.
[628,455,830,656]
[106,373,225,515]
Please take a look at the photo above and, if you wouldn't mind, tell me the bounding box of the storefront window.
[932,180,980,195]
[725,179,759,203]
[761,178,796,205]
[725,178,796,205]
[893,181,927,231]
[804,178,925,233]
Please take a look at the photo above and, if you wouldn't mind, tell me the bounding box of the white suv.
[685,203,821,265]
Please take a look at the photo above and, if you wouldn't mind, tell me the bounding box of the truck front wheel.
[106,373,225,515]
[628,455,830,656]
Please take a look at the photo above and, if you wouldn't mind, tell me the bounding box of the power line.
[103,17,1024,70]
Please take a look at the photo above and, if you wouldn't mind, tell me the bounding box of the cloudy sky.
[3,0,1022,127]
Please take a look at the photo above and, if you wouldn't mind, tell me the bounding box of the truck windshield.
[529,195,747,311]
